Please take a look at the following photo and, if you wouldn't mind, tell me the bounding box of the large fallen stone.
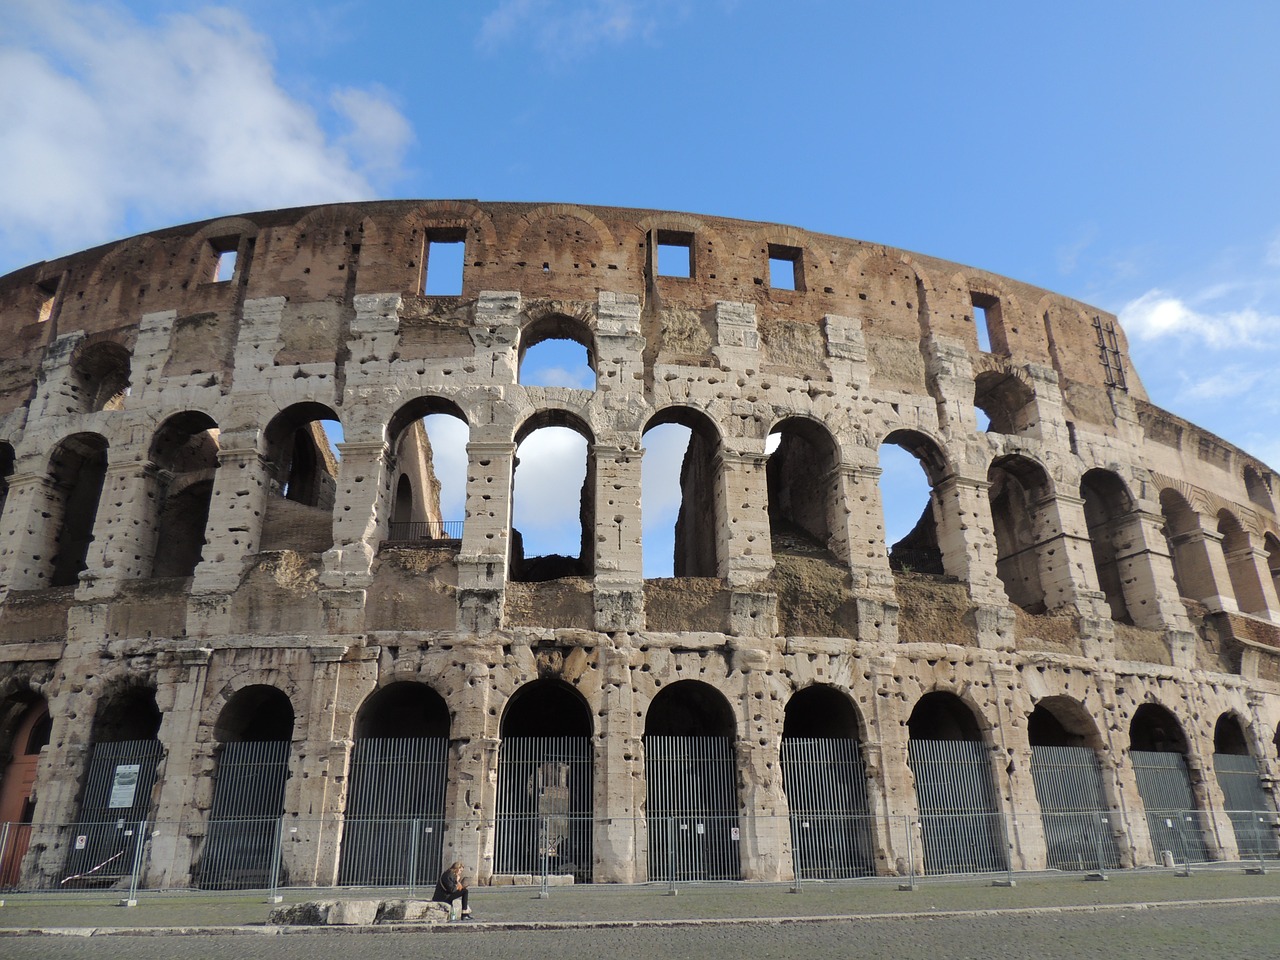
[269,898,451,926]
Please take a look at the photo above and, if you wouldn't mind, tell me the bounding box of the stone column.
[457,439,516,636]
[593,642,643,882]
[78,461,162,599]
[1223,530,1280,621]
[0,469,61,592]
[190,437,272,596]
[732,647,788,881]
[592,439,644,632]
[988,667,1043,870]
[1184,747,1233,862]
[1114,508,1195,632]
[865,654,920,877]
[321,439,391,590]
[148,647,214,887]
[1096,676,1147,868]
[932,474,1004,606]
[1030,491,1110,617]
[441,659,501,881]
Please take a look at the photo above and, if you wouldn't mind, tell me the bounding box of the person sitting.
[432,860,471,919]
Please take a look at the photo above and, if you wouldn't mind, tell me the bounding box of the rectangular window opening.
[970,292,1002,353]
[424,230,467,296]
[36,278,59,323]
[209,237,240,284]
[767,244,802,291]
[655,230,694,279]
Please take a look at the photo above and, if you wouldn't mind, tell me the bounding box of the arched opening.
[1027,698,1119,871]
[642,408,720,579]
[71,341,131,413]
[64,687,165,885]
[47,434,109,588]
[1244,466,1274,513]
[644,680,740,881]
[1266,533,1280,603]
[0,696,50,886]
[973,370,1035,435]
[339,682,451,886]
[495,680,593,882]
[510,414,593,581]
[987,455,1051,613]
[1080,469,1136,624]
[1159,489,1211,603]
[149,412,219,578]
[1211,713,1278,858]
[1129,703,1208,864]
[1218,511,1267,615]
[781,686,874,878]
[767,418,841,561]
[879,430,948,577]
[199,686,294,889]
[518,315,596,390]
[385,399,469,544]
[906,692,1006,874]
[260,403,341,553]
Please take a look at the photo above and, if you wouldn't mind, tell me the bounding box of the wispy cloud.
[478,0,666,59]
[1179,365,1266,402]
[0,0,413,272]
[1119,290,1280,349]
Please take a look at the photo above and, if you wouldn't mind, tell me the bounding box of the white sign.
[108,764,141,809]
[75,835,87,850]
[730,827,740,840]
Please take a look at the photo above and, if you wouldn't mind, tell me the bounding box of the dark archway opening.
[988,455,1050,613]
[261,403,340,553]
[149,413,218,578]
[1081,470,1135,624]
[48,434,109,588]
[1129,703,1207,864]
[767,418,839,558]
[1211,713,1277,857]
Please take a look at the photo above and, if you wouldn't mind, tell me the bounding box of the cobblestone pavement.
[2,902,1278,960]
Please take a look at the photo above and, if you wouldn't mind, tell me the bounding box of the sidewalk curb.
[5,895,1280,937]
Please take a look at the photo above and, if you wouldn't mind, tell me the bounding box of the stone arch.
[518,310,597,388]
[906,691,1006,874]
[44,432,109,588]
[642,405,722,578]
[354,680,451,740]
[68,337,132,413]
[879,428,953,576]
[260,402,341,553]
[509,410,596,581]
[509,204,613,285]
[1212,710,1278,856]
[200,684,296,889]
[385,396,469,543]
[147,410,219,578]
[767,415,843,560]
[1159,488,1211,603]
[1128,702,1211,863]
[973,363,1036,435]
[744,224,826,293]
[1028,696,1105,750]
[80,235,167,318]
[844,248,925,339]
[988,453,1054,612]
[1265,532,1280,602]
[634,212,727,282]
[1218,509,1268,615]
[1080,468,1138,624]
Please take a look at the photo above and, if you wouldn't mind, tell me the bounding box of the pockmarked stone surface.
[0,200,1277,891]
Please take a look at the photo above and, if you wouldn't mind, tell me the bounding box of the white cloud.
[478,0,662,58]
[1119,290,1280,349]
[1180,365,1266,402]
[0,0,413,272]
[1267,231,1280,269]
[513,427,588,555]
[423,415,470,520]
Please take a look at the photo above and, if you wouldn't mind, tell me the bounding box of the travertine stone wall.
[0,201,1277,887]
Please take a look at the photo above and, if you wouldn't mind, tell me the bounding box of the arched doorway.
[1212,713,1278,859]
[339,682,451,886]
[198,686,294,889]
[63,688,164,885]
[0,697,50,886]
[780,685,875,878]
[494,680,593,882]
[1026,698,1120,870]
[1129,703,1208,864]
[643,680,740,881]
[906,692,1006,874]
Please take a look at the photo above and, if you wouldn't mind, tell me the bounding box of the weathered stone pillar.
[441,658,501,881]
[1028,491,1107,616]
[148,647,214,887]
[1096,676,1148,868]
[933,474,1003,605]
[732,647,788,881]
[321,439,391,590]
[190,437,272,596]
[78,461,161,599]
[592,439,644,632]
[716,450,774,587]
[1167,515,1235,613]
[1184,747,1233,862]
[457,439,516,636]
[0,469,61,592]
[988,667,1044,870]
[1224,530,1280,621]
[1114,508,1195,632]
[592,642,643,882]
[866,654,920,876]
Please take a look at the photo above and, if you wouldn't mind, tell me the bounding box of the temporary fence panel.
[644,736,741,882]
[198,740,291,889]
[780,737,876,878]
[1130,750,1210,863]
[1029,744,1121,870]
[1213,753,1280,859]
[63,738,165,885]
[494,736,593,882]
[907,738,1007,875]
[338,737,449,886]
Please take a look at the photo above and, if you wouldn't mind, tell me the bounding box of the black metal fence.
[385,520,463,542]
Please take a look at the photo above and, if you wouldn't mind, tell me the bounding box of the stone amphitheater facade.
[0,199,1278,889]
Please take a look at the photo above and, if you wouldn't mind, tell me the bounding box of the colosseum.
[0,200,1278,890]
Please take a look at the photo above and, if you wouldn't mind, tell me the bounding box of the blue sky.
[3,1,1278,572]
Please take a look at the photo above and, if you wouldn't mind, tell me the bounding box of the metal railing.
[2,809,1278,898]
[385,520,463,543]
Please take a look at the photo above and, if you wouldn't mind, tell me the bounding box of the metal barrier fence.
[385,520,463,542]
[2,809,1278,896]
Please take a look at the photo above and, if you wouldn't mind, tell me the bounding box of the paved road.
[5,903,1278,960]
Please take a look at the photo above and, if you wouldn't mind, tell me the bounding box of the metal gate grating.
[338,737,449,886]
[494,736,593,882]
[1029,744,1120,870]
[63,739,164,884]
[908,738,1007,874]
[198,740,291,889]
[780,737,875,878]
[1213,753,1279,859]
[1130,750,1210,863]
[644,736,740,881]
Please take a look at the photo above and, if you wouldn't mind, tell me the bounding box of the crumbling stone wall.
[0,201,1276,887]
